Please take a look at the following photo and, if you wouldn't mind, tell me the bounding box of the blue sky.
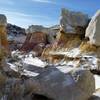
[0,0,99,28]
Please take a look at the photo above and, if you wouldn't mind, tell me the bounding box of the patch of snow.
[21,69,39,77]
[7,63,18,72]
[94,75,100,89]
[23,57,46,68]
[65,48,80,58]
[67,60,79,67]
[56,66,74,73]
[81,55,98,70]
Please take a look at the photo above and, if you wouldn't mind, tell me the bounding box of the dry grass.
[42,32,82,63]
[56,32,82,50]
[80,41,97,53]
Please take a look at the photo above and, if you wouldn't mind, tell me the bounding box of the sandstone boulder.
[21,32,47,56]
[85,10,100,46]
[60,8,89,34]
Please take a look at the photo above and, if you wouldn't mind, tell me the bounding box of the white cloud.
[0,8,56,28]
[0,0,14,5]
[31,0,54,4]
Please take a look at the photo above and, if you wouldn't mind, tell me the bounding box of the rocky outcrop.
[42,31,82,63]
[7,23,25,35]
[60,8,89,34]
[26,25,59,44]
[21,25,59,56]
[7,24,26,50]
[85,10,100,46]
[21,31,47,56]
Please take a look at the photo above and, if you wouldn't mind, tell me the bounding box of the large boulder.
[30,67,95,100]
[85,10,100,46]
[60,8,89,34]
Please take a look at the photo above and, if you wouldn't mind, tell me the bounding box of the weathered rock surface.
[7,24,26,50]
[85,10,100,46]
[28,67,95,100]
[60,8,89,34]
[21,31,47,56]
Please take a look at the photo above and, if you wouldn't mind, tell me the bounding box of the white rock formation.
[60,8,89,33]
[85,10,100,46]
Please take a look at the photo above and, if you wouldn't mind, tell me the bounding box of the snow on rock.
[7,62,40,77]
[7,63,18,72]
[24,56,46,68]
